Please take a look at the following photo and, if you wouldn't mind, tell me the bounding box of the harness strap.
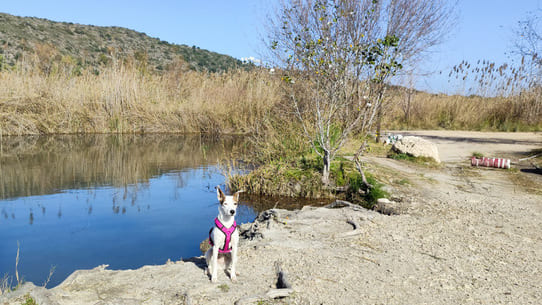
[209,217,237,253]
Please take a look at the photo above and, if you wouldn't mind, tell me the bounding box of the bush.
[343,170,388,209]
[387,151,439,166]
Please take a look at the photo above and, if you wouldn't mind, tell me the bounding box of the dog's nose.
[229,210,236,216]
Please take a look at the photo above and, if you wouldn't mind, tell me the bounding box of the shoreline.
[2,148,541,304]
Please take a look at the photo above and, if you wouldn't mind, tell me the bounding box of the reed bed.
[0,55,280,136]
[0,54,540,137]
[384,89,542,131]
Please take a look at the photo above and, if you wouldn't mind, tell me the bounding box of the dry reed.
[1,53,540,136]
[0,54,280,136]
[384,89,542,132]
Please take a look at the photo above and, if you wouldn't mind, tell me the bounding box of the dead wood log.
[519,153,542,161]
[325,200,367,212]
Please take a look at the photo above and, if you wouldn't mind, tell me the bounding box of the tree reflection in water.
[0,134,251,288]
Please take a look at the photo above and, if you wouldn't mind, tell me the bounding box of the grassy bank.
[226,140,390,208]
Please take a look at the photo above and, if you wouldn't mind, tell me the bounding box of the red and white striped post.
[471,157,510,169]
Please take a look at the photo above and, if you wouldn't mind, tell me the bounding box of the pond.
[0,134,323,288]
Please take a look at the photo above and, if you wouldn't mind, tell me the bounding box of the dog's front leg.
[230,244,238,282]
[211,245,219,283]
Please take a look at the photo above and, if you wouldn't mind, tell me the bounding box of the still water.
[0,134,266,288]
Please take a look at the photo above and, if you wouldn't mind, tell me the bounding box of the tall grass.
[0,54,280,136]
[1,53,540,137]
[384,90,542,131]
[0,242,22,295]
[384,59,542,131]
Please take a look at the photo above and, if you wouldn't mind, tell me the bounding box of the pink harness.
[209,217,237,254]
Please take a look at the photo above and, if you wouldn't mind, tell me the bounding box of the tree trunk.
[322,150,331,186]
[405,89,411,126]
[376,103,382,143]
[404,87,413,127]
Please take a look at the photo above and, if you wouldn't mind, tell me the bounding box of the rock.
[374,198,400,215]
[392,136,441,163]
[377,198,392,205]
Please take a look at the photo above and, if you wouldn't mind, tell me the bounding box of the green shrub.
[471,152,484,158]
[22,295,37,305]
[387,151,439,166]
[345,171,388,209]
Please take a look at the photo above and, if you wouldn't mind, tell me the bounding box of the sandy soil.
[1,131,541,305]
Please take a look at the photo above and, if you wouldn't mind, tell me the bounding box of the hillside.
[0,12,248,72]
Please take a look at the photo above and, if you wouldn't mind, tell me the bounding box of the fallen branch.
[518,153,542,162]
[325,200,367,212]
[358,256,379,265]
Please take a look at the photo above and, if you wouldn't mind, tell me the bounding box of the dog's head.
[216,186,243,217]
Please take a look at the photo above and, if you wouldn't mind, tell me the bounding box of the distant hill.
[0,12,249,72]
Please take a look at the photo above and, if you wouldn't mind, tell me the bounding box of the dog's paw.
[211,276,217,283]
[230,274,237,282]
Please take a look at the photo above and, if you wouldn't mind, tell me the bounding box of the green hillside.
[0,12,248,72]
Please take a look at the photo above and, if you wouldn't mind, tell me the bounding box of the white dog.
[205,186,242,283]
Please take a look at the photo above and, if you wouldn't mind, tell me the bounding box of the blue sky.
[1,0,541,93]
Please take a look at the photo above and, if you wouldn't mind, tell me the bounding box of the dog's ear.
[216,186,226,204]
[233,190,244,203]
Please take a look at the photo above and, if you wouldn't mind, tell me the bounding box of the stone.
[377,198,392,205]
[392,136,441,163]
[374,198,400,215]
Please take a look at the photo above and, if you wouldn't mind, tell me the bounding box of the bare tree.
[266,0,455,186]
[373,0,457,141]
[513,9,542,79]
[399,71,417,126]
[267,0,402,185]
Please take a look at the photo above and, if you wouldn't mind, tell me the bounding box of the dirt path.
[2,131,541,305]
[392,130,542,162]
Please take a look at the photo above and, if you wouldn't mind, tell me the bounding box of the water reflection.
[0,134,251,288]
[0,134,242,200]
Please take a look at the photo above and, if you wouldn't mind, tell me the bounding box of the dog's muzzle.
[229,210,236,216]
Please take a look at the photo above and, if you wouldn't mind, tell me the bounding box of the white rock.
[392,136,441,163]
[377,198,393,204]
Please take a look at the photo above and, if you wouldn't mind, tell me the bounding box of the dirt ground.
[393,130,542,162]
[1,131,541,305]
